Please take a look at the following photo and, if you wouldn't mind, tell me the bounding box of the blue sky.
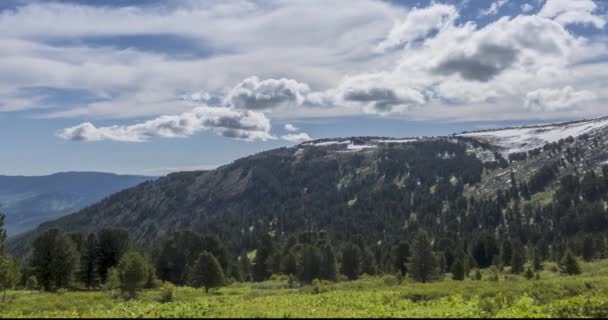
[1,0,607,176]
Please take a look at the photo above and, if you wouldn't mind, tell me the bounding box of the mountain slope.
[0,172,153,235]
[9,116,608,257]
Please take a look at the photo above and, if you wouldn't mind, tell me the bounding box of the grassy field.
[2,260,608,318]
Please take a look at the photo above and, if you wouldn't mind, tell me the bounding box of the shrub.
[382,275,398,287]
[158,283,176,303]
[26,276,39,290]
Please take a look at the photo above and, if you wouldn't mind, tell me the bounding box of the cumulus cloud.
[480,0,508,17]
[284,123,299,132]
[375,4,457,52]
[281,132,312,142]
[432,43,519,81]
[539,0,606,28]
[224,76,311,110]
[58,106,273,142]
[524,86,597,111]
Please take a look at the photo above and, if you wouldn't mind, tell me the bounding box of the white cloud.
[524,86,597,111]
[480,0,508,17]
[281,132,312,142]
[284,123,299,132]
[225,76,311,110]
[58,106,273,142]
[539,0,606,28]
[375,4,457,52]
[521,3,534,13]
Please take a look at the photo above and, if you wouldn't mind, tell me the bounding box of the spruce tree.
[560,249,582,275]
[281,251,298,276]
[393,242,410,276]
[532,249,543,271]
[31,228,80,291]
[0,213,6,255]
[297,245,322,284]
[582,235,595,262]
[190,252,225,293]
[340,242,362,281]
[361,247,377,276]
[96,228,131,283]
[253,234,273,282]
[320,245,338,282]
[450,258,465,281]
[510,248,525,274]
[0,256,20,302]
[410,231,439,283]
[80,234,99,289]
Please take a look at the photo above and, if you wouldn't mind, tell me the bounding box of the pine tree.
[320,245,338,282]
[0,212,6,255]
[190,252,225,293]
[410,231,439,283]
[156,230,203,285]
[450,258,465,281]
[340,242,362,281]
[79,234,99,289]
[532,249,543,271]
[281,251,298,276]
[0,256,20,302]
[31,228,80,292]
[582,235,595,262]
[117,251,151,299]
[239,253,253,282]
[501,240,513,267]
[96,228,131,283]
[297,245,322,284]
[253,234,273,282]
[393,241,410,276]
[560,249,582,275]
[510,247,525,274]
[361,247,377,276]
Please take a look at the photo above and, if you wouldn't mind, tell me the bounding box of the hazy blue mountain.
[0,172,153,235]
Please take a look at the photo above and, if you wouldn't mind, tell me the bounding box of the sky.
[1,0,607,176]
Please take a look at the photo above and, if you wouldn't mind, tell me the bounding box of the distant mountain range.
[0,172,153,235]
[8,116,608,257]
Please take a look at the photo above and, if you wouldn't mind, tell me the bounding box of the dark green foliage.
[156,231,204,285]
[297,245,322,284]
[96,228,131,283]
[0,213,6,255]
[582,235,595,262]
[524,267,534,280]
[410,231,439,283]
[560,250,582,275]
[253,235,274,282]
[117,251,151,299]
[340,243,362,281]
[79,234,99,289]
[510,246,525,274]
[0,256,20,302]
[533,249,543,271]
[393,242,410,277]
[281,252,298,276]
[450,258,465,281]
[361,247,377,276]
[320,245,338,282]
[31,228,80,292]
[189,252,224,293]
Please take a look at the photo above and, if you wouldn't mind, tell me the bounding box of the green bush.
[158,283,176,303]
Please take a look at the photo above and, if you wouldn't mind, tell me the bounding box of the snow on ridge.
[304,140,351,147]
[459,117,608,153]
[346,143,377,151]
[372,138,418,143]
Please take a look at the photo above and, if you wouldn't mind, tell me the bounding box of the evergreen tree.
[297,245,322,284]
[450,258,465,281]
[320,244,338,282]
[560,249,582,275]
[190,252,225,293]
[79,233,99,289]
[361,247,377,276]
[0,212,6,255]
[239,253,253,282]
[340,242,362,281]
[281,251,298,276]
[156,230,203,285]
[117,251,151,299]
[524,267,534,280]
[31,228,80,291]
[96,228,131,283]
[510,247,525,274]
[253,234,274,282]
[393,242,410,276]
[410,231,439,283]
[501,240,513,267]
[582,235,595,262]
[532,249,543,271]
[0,256,20,302]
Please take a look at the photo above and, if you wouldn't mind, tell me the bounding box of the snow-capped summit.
[458,117,608,154]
